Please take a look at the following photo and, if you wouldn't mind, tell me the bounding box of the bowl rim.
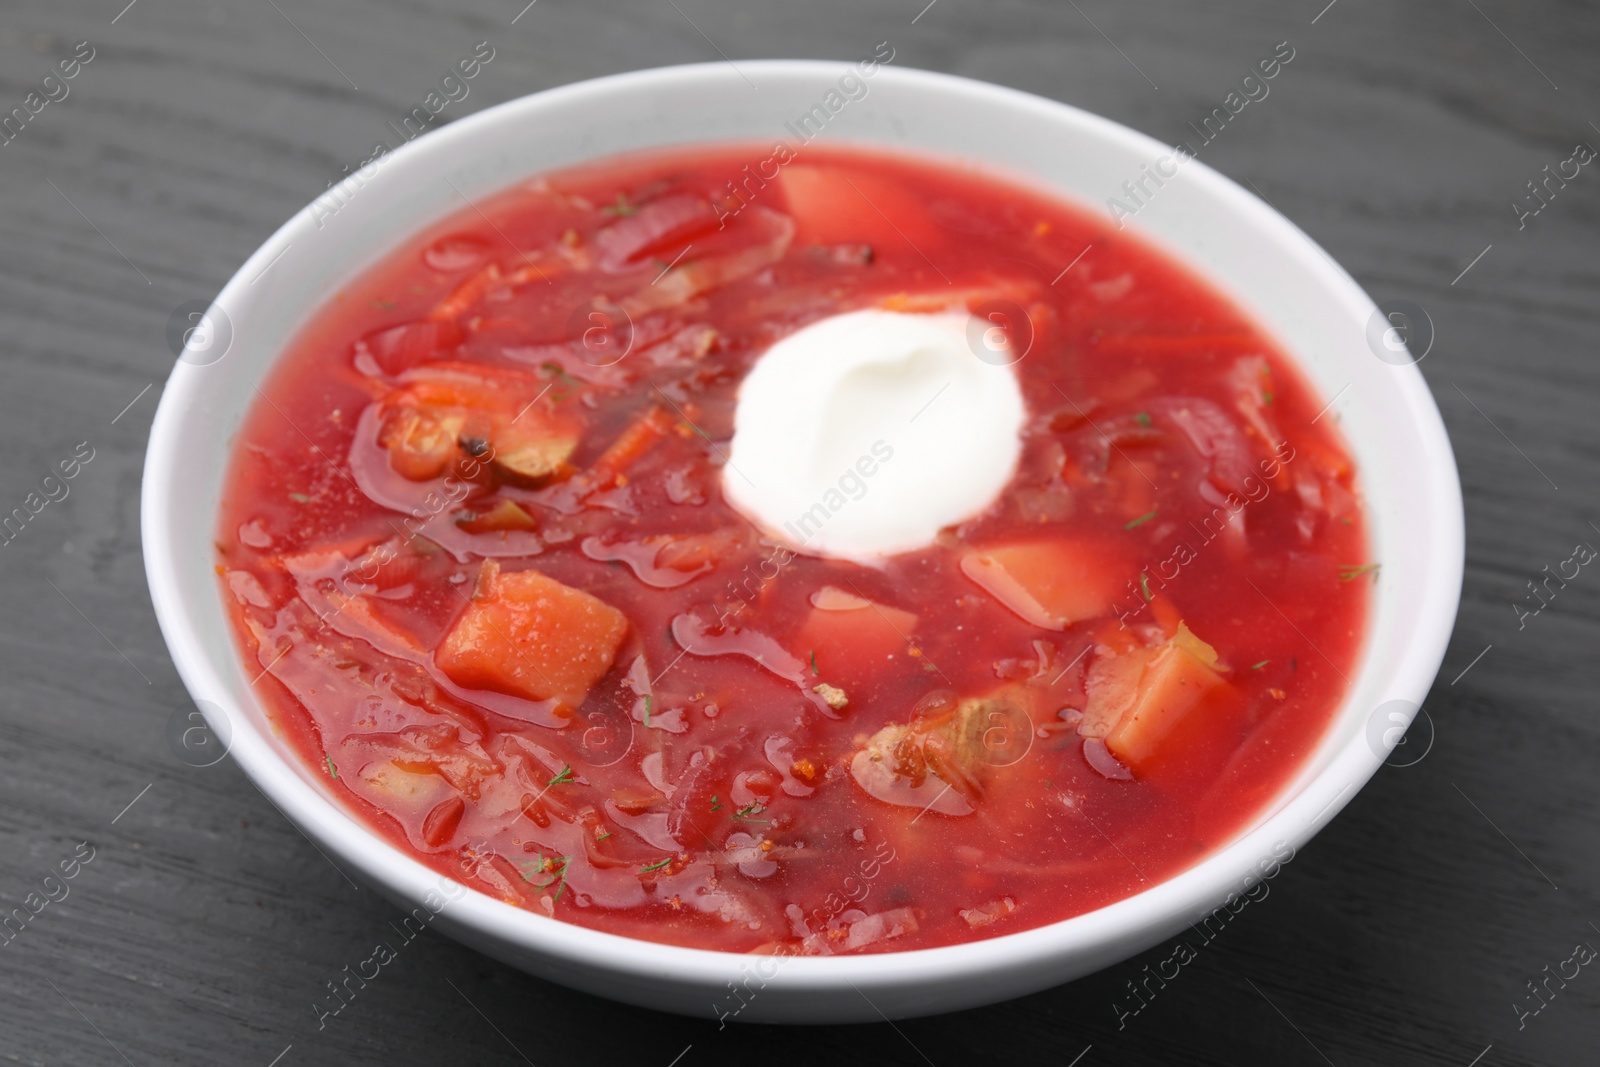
[142,58,1464,998]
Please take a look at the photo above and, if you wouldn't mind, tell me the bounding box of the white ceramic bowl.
[143,60,1463,1022]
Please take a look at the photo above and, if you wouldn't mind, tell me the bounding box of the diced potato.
[492,427,578,484]
[651,528,742,573]
[960,540,1122,629]
[1079,643,1153,738]
[358,760,445,805]
[809,585,872,611]
[793,588,918,683]
[436,561,629,710]
[779,165,939,249]
[1169,621,1225,671]
[1102,623,1231,773]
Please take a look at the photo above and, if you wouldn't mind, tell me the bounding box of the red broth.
[215,143,1369,956]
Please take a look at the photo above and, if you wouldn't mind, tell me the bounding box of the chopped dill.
[640,857,672,874]
[601,192,639,217]
[733,800,769,823]
[1339,563,1381,584]
[539,362,580,388]
[1124,510,1157,530]
[515,854,572,901]
[547,764,574,786]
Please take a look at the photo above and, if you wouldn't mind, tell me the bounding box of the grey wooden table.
[2,1,1596,1064]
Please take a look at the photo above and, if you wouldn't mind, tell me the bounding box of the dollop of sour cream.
[723,308,1026,562]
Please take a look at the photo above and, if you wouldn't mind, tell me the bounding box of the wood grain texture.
[1,1,1596,1064]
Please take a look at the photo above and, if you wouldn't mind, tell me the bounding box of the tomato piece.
[960,540,1123,629]
[436,561,629,710]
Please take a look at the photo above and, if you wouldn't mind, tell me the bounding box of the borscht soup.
[215,143,1369,956]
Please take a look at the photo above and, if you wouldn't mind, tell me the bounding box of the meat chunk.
[849,688,1033,816]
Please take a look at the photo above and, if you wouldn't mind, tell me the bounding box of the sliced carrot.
[427,262,503,322]
[878,279,1040,315]
[585,406,673,489]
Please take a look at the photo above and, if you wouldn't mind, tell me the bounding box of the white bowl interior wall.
[143,61,1462,1022]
